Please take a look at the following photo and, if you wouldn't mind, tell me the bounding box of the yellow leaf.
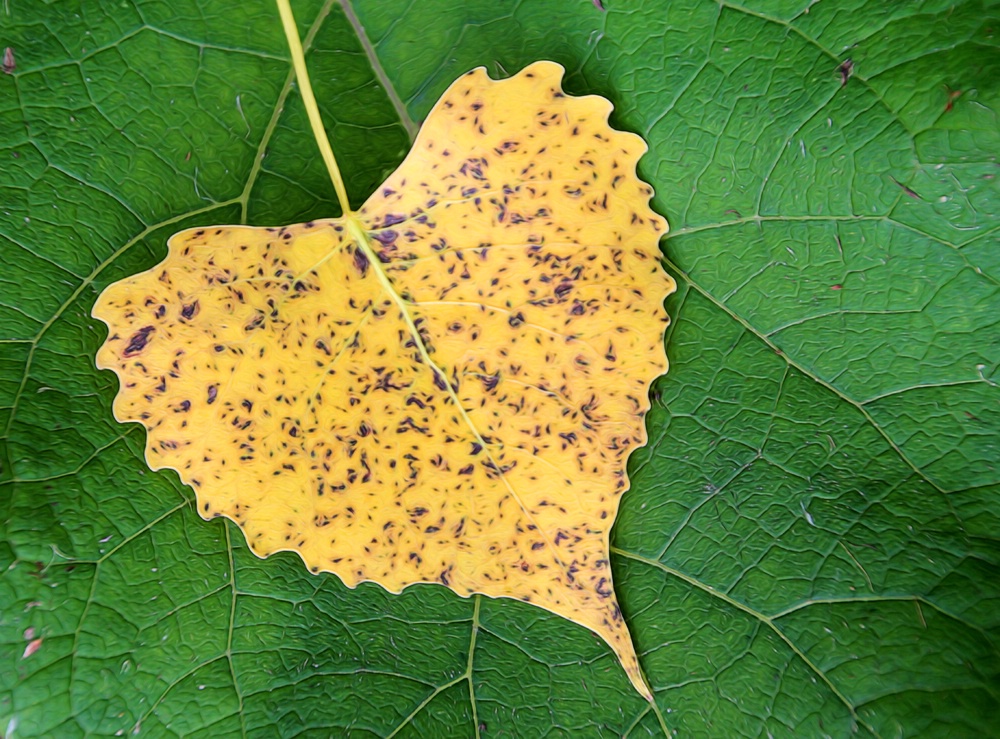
[93,59,674,699]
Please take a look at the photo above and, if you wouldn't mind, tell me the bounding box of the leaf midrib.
[343,215,586,589]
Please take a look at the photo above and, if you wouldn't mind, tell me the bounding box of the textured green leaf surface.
[1,0,997,736]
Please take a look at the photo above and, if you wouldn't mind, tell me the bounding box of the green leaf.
[2,0,997,736]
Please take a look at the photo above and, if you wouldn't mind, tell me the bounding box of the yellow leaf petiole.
[275,0,353,216]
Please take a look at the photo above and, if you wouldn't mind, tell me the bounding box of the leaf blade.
[90,60,675,699]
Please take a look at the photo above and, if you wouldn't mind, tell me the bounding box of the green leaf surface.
[1,0,997,736]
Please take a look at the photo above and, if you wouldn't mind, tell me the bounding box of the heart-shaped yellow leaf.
[93,60,673,698]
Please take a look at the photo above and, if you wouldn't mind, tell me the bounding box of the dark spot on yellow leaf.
[123,326,154,357]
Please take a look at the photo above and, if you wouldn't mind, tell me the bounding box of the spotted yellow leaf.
[92,56,673,698]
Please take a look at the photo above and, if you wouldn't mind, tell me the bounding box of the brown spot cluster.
[92,61,674,699]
